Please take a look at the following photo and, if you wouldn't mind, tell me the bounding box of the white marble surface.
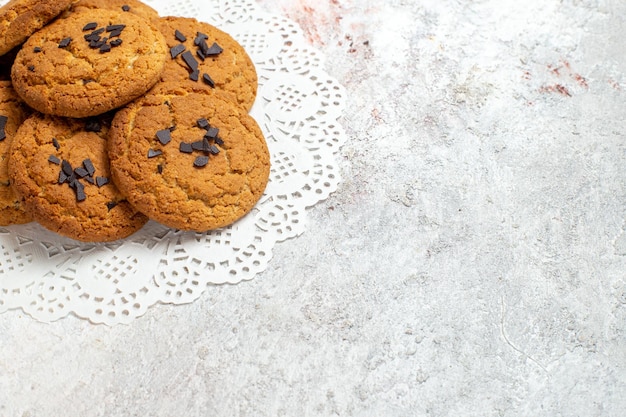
[1,0,625,415]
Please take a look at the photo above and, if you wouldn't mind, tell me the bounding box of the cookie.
[10,8,167,118]
[70,0,159,21]
[0,0,75,57]
[8,112,148,242]
[0,80,31,225]
[108,82,270,231]
[153,16,258,112]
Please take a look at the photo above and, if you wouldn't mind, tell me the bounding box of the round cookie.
[8,113,148,242]
[153,16,258,112]
[108,82,270,231]
[0,0,75,57]
[11,8,167,118]
[0,81,31,225]
[70,0,159,21]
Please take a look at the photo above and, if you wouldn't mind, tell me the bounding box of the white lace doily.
[0,0,346,324]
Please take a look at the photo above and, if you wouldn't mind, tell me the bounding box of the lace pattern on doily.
[0,0,346,324]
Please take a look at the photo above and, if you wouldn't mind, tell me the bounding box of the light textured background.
[1,0,626,416]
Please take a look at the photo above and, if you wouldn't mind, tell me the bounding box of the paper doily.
[0,0,346,324]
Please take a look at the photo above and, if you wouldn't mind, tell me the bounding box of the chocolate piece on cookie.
[0,80,31,225]
[8,113,148,241]
[0,0,75,57]
[153,16,258,112]
[10,9,167,118]
[108,82,270,231]
[70,0,159,21]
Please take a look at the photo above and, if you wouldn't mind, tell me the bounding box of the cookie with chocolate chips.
[8,113,148,242]
[10,8,167,118]
[108,82,270,231]
[0,0,75,57]
[0,80,31,225]
[153,16,258,111]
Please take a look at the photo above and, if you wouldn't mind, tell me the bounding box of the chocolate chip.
[28,65,34,72]
[179,142,193,153]
[83,159,96,176]
[106,24,126,38]
[209,145,220,155]
[61,160,73,176]
[58,37,72,48]
[178,142,193,153]
[202,73,215,88]
[52,138,60,149]
[156,129,171,145]
[147,149,162,158]
[205,126,219,139]
[73,181,86,202]
[84,176,95,185]
[214,137,224,146]
[58,170,68,184]
[191,139,207,152]
[74,167,89,178]
[0,115,7,141]
[157,164,163,174]
[84,28,104,42]
[83,22,98,31]
[96,176,109,187]
[121,5,130,12]
[204,42,223,56]
[106,201,118,210]
[110,38,123,47]
[33,47,41,53]
[189,69,199,82]
[181,50,198,71]
[48,155,61,165]
[99,44,111,53]
[194,155,209,167]
[170,44,186,59]
[197,118,209,129]
[175,30,187,42]
[194,32,208,46]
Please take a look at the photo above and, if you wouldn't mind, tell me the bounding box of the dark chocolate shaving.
[181,50,198,71]
[205,127,219,139]
[100,44,112,53]
[170,44,186,59]
[189,69,199,82]
[28,65,34,72]
[48,155,61,165]
[202,73,215,88]
[197,118,209,129]
[204,42,223,56]
[0,115,7,141]
[156,129,172,145]
[96,176,109,187]
[52,138,60,149]
[83,159,96,176]
[175,30,187,42]
[194,155,209,167]
[110,38,123,47]
[74,167,89,178]
[107,201,118,210]
[83,22,98,31]
[157,164,163,174]
[61,160,73,176]
[33,47,42,53]
[194,32,208,46]
[121,5,130,12]
[73,181,86,202]
[147,149,162,158]
[179,142,193,153]
[58,37,72,48]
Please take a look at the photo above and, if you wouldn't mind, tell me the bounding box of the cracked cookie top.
[10,8,167,118]
[108,82,270,231]
[8,112,148,241]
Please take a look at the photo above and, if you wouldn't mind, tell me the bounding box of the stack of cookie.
[0,0,270,242]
